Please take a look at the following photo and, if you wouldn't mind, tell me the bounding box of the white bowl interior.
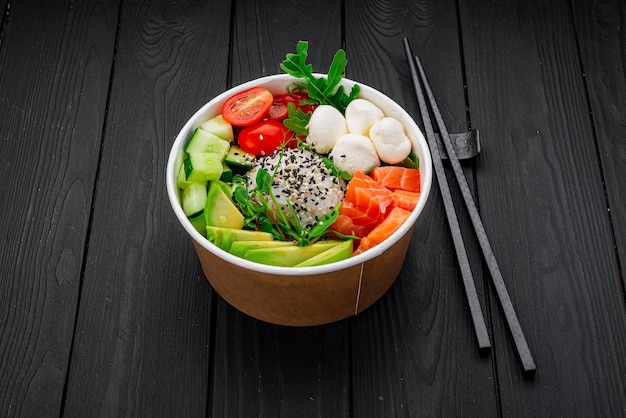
[166,74,433,276]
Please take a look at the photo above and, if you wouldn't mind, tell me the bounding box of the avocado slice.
[229,240,293,258]
[205,225,223,247]
[205,181,245,230]
[243,240,340,267]
[206,226,273,251]
[294,239,353,267]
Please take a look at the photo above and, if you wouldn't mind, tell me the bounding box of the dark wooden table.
[2,0,625,416]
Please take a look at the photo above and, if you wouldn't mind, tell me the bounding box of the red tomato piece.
[267,92,317,121]
[268,96,290,120]
[289,90,317,113]
[237,120,297,156]
[222,87,273,126]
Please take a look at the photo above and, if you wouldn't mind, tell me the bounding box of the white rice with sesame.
[246,147,345,228]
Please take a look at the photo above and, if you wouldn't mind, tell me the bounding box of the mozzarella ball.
[345,99,385,136]
[369,117,412,164]
[306,105,347,154]
[329,133,380,176]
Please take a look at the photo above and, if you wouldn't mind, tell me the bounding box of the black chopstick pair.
[402,38,536,377]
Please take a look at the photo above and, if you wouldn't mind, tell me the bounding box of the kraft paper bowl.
[166,74,433,326]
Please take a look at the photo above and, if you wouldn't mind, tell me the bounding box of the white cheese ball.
[329,133,380,176]
[345,99,385,136]
[369,117,412,164]
[306,105,347,154]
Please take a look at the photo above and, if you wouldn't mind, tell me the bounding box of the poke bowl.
[166,70,432,326]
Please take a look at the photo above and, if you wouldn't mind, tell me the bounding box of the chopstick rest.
[403,37,537,377]
[403,39,491,354]
[436,130,481,160]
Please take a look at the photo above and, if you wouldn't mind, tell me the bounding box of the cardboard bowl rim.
[166,74,433,276]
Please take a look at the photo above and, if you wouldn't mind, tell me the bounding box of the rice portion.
[247,147,345,228]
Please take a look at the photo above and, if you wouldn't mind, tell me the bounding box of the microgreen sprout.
[231,146,341,247]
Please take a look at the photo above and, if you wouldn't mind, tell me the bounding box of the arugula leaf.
[283,102,311,136]
[397,152,420,169]
[280,40,360,114]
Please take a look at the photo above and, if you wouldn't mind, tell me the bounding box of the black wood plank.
[228,0,345,85]
[61,1,232,416]
[211,306,350,417]
[459,0,626,414]
[344,0,498,416]
[573,0,626,300]
[208,1,351,417]
[0,1,118,416]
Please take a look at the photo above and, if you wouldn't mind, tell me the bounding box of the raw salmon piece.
[370,166,421,192]
[345,171,389,203]
[356,189,393,223]
[352,187,393,222]
[340,202,379,229]
[330,214,371,239]
[392,190,421,211]
[354,206,411,254]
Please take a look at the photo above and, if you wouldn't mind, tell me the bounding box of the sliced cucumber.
[184,152,223,182]
[200,115,234,142]
[188,211,207,237]
[224,146,255,170]
[185,128,230,160]
[176,164,194,189]
[220,163,233,182]
[182,182,208,217]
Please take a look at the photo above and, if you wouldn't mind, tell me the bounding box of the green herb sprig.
[280,41,360,114]
[283,102,311,137]
[231,166,341,247]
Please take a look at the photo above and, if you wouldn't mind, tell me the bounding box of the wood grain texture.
[572,0,626,294]
[211,305,350,417]
[1,0,625,416]
[209,1,350,417]
[0,1,118,416]
[344,0,498,416]
[60,0,231,416]
[459,0,626,415]
[228,0,344,85]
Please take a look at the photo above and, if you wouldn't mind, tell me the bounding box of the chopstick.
[402,39,491,355]
[403,38,537,377]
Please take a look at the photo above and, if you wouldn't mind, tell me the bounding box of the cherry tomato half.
[222,87,273,126]
[266,92,318,121]
[267,95,290,120]
[238,120,297,156]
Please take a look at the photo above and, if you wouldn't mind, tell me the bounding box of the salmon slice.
[340,202,379,228]
[352,187,393,222]
[354,189,393,222]
[370,166,421,192]
[330,214,371,239]
[391,190,421,211]
[354,206,412,254]
[345,171,389,203]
